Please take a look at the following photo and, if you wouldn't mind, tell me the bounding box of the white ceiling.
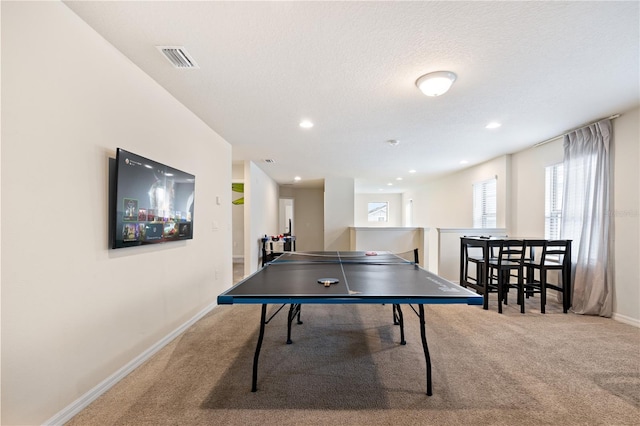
[64,1,639,193]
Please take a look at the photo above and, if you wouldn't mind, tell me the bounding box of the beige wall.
[324,177,355,250]
[610,107,640,324]
[349,227,425,265]
[244,161,279,274]
[355,193,403,227]
[291,188,325,251]
[405,155,509,272]
[408,155,510,229]
[510,140,564,237]
[1,2,232,424]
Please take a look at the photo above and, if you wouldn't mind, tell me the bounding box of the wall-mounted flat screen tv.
[112,148,195,249]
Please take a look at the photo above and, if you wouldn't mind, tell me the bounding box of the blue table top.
[218,251,482,305]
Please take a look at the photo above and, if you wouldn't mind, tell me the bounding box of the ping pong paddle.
[317,278,339,287]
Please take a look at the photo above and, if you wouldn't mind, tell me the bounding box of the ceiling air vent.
[156,46,199,69]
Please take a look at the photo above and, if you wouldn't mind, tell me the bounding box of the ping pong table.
[217,250,482,395]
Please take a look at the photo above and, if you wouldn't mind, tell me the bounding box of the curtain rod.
[533,113,621,148]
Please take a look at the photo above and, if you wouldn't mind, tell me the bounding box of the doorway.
[279,198,294,235]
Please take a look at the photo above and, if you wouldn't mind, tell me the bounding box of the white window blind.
[473,178,497,228]
[545,163,564,240]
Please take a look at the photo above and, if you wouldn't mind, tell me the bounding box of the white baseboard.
[43,302,218,425]
[612,312,640,328]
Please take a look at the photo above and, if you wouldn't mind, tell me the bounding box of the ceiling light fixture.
[294,176,301,182]
[486,122,502,129]
[299,120,314,129]
[415,71,457,96]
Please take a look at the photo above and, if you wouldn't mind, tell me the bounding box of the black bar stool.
[522,240,572,313]
[487,240,525,314]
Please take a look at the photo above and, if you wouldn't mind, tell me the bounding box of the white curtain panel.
[561,119,612,317]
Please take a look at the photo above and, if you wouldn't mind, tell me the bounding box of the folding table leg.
[418,304,432,396]
[563,263,571,313]
[252,304,268,392]
[393,304,400,325]
[393,304,406,345]
[482,262,490,310]
[286,303,302,344]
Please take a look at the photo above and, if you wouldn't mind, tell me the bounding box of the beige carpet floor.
[66,293,640,426]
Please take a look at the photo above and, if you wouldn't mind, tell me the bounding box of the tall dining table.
[459,236,572,312]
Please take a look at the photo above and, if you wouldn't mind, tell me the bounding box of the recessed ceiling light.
[299,120,314,129]
[486,122,502,129]
[387,183,393,186]
[415,71,457,96]
[409,169,416,173]
[294,176,301,181]
[396,177,403,181]
[460,160,469,165]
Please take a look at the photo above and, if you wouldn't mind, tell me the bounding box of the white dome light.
[416,71,457,97]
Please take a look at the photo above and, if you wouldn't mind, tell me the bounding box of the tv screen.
[112,148,195,249]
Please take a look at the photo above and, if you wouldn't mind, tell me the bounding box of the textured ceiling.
[64,1,639,193]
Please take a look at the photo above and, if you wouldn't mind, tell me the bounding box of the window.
[473,178,497,228]
[545,163,564,240]
[368,202,388,222]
